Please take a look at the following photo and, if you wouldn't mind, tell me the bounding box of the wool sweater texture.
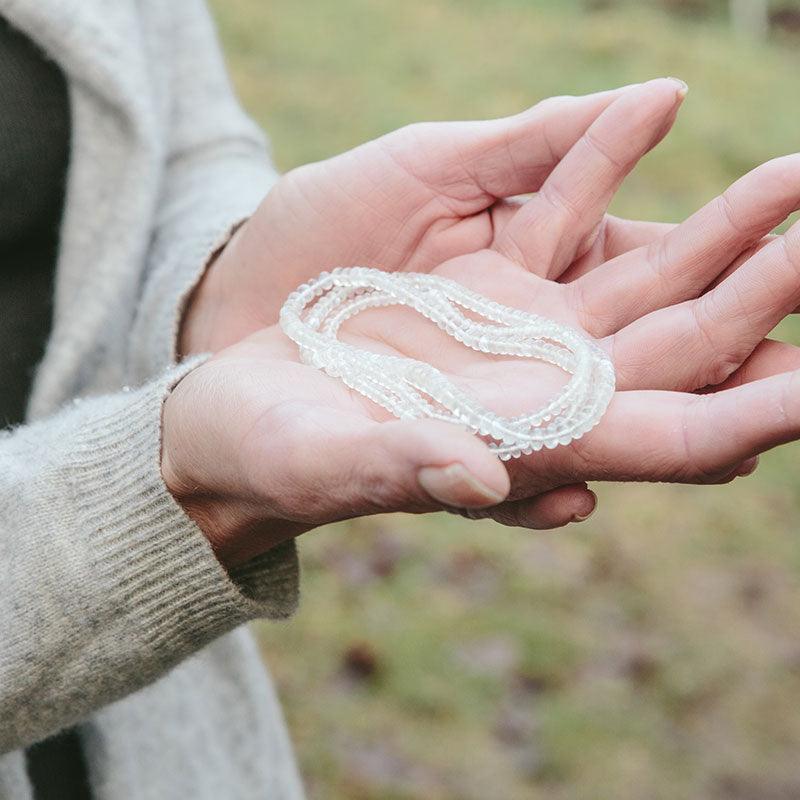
[0,1,305,797]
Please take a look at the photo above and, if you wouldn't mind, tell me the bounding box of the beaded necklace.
[280,268,615,460]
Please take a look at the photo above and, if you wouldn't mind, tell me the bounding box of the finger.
[559,216,676,282]
[429,84,644,200]
[702,235,776,291]
[597,217,678,260]
[377,83,643,217]
[735,457,760,478]
[510,372,800,489]
[334,417,510,515]
[707,236,800,313]
[495,78,686,277]
[608,217,800,391]
[710,339,800,390]
[704,457,760,484]
[576,154,800,336]
[489,206,681,274]
[455,483,597,529]
[674,233,800,313]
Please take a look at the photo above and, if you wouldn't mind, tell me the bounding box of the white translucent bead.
[279,267,615,458]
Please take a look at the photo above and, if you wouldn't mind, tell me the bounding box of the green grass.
[209,1,800,797]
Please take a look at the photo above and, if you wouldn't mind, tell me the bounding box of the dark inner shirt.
[0,16,68,426]
[0,16,92,800]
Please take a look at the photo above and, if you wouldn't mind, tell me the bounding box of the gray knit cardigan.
[0,1,305,797]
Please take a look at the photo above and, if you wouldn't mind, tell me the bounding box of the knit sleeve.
[0,360,298,754]
[127,0,279,379]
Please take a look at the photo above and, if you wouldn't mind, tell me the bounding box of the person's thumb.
[311,417,511,518]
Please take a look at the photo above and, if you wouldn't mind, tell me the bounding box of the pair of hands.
[164,78,800,568]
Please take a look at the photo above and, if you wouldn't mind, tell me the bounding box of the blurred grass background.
[210,1,800,797]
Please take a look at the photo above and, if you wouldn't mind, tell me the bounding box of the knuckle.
[568,280,593,329]
[713,469,739,486]
[602,333,645,392]
[583,129,626,170]
[571,280,619,340]
[781,230,800,278]
[680,395,718,482]
[690,294,750,389]
[488,503,528,529]
[779,370,800,430]
[540,180,581,222]
[689,304,719,388]
[703,353,744,389]
[679,394,741,484]
[498,229,531,267]
[359,468,408,512]
[689,299,719,365]
[378,123,432,165]
[716,190,747,236]
[564,433,596,477]
[532,95,573,114]
[644,236,669,280]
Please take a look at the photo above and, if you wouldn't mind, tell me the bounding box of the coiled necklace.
[280,267,615,460]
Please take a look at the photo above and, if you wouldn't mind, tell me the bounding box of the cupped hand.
[181,79,688,354]
[163,154,800,568]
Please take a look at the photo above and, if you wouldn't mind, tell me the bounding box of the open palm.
[166,151,800,567]
[186,79,686,352]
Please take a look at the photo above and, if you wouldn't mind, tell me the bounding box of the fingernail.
[572,490,598,523]
[418,463,505,508]
[666,76,689,99]
[736,456,759,477]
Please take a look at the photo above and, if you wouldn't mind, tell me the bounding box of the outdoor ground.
[209,1,800,797]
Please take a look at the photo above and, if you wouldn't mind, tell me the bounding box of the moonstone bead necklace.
[279,267,615,460]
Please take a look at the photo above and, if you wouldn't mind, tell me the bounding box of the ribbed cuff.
[67,360,298,660]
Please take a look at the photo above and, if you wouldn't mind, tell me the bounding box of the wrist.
[160,375,238,565]
[178,221,250,358]
[160,367,306,568]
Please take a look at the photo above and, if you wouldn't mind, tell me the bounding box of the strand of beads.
[279,267,615,460]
